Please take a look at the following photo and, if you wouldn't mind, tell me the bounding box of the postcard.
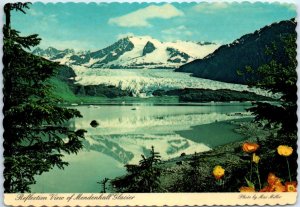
[2,0,298,206]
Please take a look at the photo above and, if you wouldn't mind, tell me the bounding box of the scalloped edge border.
[1,0,299,206]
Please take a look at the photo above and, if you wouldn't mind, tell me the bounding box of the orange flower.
[260,185,272,192]
[274,182,286,192]
[239,186,255,192]
[242,142,259,153]
[285,181,297,192]
[277,145,293,157]
[270,179,286,192]
[267,173,280,186]
[213,165,225,180]
[260,173,296,193]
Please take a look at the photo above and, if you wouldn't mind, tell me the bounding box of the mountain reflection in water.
[31,103,251,193]
[72,104,251,164]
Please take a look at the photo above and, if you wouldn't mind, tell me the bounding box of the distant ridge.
[32,36,219,69]
[176,19,296,84]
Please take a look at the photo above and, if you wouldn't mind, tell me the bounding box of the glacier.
[72,66,275,98]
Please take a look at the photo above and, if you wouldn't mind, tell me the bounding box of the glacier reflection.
[32,104,251,193]
[72,104,251,164]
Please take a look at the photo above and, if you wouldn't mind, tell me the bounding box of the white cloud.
[162,25,193,41]
[193,2,229,13]
[108,4,184,27]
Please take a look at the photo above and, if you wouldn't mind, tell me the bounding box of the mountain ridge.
[32,36,219,69]
[175,19,296,84]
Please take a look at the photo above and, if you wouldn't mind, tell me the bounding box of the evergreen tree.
[244,34,297,135]
[3,3,86,193]
[111,146,161,192]
[174,152,205,192]
[97,178,109,193]
[138,146,161,192]
[185,153,201,191]
[238,33,297,182]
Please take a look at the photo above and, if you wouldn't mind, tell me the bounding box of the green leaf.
[245,178,255,188]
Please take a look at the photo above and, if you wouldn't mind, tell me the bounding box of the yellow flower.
[239,186,255,192]
[242,142,259,153]
[252,153,260,164]
[277,145,293,157]
[213,165,225,180]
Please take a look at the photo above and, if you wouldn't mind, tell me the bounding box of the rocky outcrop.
[142,41,156,56]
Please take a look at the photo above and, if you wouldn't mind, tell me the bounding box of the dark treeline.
[3,3,86,193]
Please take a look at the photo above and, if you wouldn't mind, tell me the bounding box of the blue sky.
[11,2,296,51]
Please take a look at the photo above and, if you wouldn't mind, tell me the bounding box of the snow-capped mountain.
[32,36,219,69]
[32,47,76,61]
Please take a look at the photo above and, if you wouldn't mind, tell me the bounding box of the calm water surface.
[31,103,252,193]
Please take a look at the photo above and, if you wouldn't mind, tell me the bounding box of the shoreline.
[155,119,277,192]
[64,100,261,107]
[175,117,253,148]
[111,117,278,192]
[160,117,258,165]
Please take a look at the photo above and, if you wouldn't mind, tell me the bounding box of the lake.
[31,103,252,193]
